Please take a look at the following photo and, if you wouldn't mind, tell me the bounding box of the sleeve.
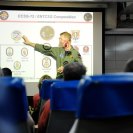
[35,43,58,59]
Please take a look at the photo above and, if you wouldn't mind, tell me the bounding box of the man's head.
[2,67,12,77]
[38,74,52,90]
[124,58,133,72]
[59,32,71,48]
[63,62,86,80]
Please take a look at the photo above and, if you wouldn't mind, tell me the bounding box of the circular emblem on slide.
[0,11,9,20]
[71,30,80,41]
[14,61,21,70]
[21,47,28,57]
[83,45,89,53]
[42,57,51,68]
[40,26,54,40]
[11,30,22,41]
[6,47,13,56]
[84,13,92,21]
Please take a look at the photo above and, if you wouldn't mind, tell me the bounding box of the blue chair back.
[0,77,28,123]
[77,73,133,119]
[40,79,61,100]
[51,80,79,111]
[46,80,80,133]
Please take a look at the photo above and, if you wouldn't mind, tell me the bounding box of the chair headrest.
[77,73,133,118]
[51,80,79,111]
[0,77,28,123]
[40,79,61,100]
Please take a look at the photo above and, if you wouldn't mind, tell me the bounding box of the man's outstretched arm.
[22,35,36,48]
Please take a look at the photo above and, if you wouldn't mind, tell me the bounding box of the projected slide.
[0,10,93,82]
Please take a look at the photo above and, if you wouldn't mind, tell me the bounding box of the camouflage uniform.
[35,44,82,78]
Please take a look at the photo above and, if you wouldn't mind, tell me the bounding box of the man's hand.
[22,35,35,48]
[57,66,64,73]
[22,35,31,45]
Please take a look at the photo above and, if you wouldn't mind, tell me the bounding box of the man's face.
[59,35,69,48]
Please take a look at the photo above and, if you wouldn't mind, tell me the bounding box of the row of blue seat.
[40,72,133,118]
[39,73,133,133]
[1,73,133,133]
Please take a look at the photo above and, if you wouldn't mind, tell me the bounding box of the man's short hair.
[2,67,12,77]
[38,74,52,90]
[124,58,133,72]
[60,32,71,41]
[63,62,86,80]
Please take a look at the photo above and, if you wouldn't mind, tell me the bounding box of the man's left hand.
[57,66,64,73]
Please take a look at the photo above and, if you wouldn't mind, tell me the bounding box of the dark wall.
[105,35,133,73]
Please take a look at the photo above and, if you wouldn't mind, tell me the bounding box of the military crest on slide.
[6,47,13,56]
[11,30,22,42]
[84,13,92,21]
[14,61,21,70]
[0,11,8,20]
[40,26,54,40]
[42,57,51,68]
[21,48,28,57]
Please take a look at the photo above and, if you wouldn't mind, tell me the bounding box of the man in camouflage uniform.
[22,32,82,78]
